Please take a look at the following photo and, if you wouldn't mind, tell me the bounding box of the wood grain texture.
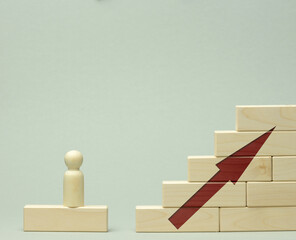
[273,156,296,181]
[162,181,246,207]
[188,156,271,182]
[247,182,296,207]
[24,205,108,232]
[215,130,296,156]
[236,105,296,131]
[136,206,219,232]
[220,207,296,231]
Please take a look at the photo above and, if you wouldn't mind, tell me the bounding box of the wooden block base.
[162,181,246,207]
[188,156,271,182]
[24,205,108,232]
[136,206,219,232]
[247,182,296,207]
[215,130,296,156]
[236,105,296,131]
[220,207,296,231]
[273,156,296,181]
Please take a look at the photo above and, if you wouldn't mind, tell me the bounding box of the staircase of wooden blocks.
[136,105,296,232]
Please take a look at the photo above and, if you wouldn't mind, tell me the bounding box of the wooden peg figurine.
[63,150,84,207]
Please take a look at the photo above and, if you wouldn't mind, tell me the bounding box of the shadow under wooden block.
[236,105,296,131]
[24,205,108,232]
[273,156,296,181]
[188,156,271,182]
[215,130,296,157]
[220,207,296,231]
[136,206,219,232]
[247,182,296,207]
[162,181,246,207]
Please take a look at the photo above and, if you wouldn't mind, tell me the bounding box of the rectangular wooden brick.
[236,105,296,131]
[273,156,296,181]
[220,207,296,231]
[215,130,296,156]
[162,181,246,207]
[24,205,108,232]
[136,206,219,232]
[188,156,271,182]
[247,182,296,207]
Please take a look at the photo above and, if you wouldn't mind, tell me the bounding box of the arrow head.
[214,127,275,184]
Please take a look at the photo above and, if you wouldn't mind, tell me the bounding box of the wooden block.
[220,207,296,231]
[247,182,296,207]
[236,105,296,131]
[215,130,296,156]
[188,156,271,182]
[136,206,219,232]
[24,205,108,232]
[162,181,246,207]
[273,156,296,181]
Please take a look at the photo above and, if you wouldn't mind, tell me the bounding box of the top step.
[236,105,296,131]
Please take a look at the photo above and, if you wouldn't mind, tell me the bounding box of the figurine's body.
[63,150,84,207]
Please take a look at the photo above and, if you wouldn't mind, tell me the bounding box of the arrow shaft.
[182,180,226,208]
[168,175,226,229]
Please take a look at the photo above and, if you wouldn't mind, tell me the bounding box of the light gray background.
[1,0,296,239]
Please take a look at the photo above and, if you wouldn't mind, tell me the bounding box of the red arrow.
[168,127,275,229]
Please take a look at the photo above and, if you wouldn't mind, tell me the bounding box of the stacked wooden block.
[136,105,296,232]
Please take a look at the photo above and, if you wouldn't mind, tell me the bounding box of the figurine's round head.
[64,150,83,170]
